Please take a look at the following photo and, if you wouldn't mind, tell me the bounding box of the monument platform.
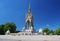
[0,35,60,41]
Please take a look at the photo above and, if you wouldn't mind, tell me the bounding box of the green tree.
[54,28,60,35]
[4,22,16,33]
[0,24,5,35]
[49,30,54,35]
[43,28,50,35]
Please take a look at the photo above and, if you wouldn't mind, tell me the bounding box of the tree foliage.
[42,27,60,35]
[42,27,54,35]
[0,24,5,35]
[43,28,50,35]
[54,28,60,35]
[49,30,54,35]
[0,22,17,35]
[4,22,16,33]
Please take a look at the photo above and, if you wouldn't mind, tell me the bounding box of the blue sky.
[0,0,60,31]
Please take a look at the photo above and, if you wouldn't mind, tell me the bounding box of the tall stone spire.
[23,3,35,33]
[28,3,31,13]
[26,4,33,22]
[27,3,32,17]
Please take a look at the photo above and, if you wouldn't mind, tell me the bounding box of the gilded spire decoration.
[23,3,35,33]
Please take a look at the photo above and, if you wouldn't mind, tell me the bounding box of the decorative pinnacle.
[28,3,30,10]
[28,3,31,14]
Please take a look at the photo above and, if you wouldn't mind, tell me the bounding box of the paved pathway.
[0,35,60,41]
